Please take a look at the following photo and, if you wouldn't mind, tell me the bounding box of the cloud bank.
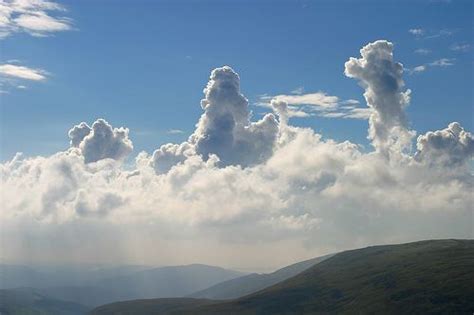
[1,40,472,268]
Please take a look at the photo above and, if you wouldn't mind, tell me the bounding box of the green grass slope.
[89,298,216,315]
[90,239,474,315]
[194,239,474,314]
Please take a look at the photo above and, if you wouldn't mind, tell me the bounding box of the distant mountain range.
[189,254,332,300]
[90,239,474,315]
[0,263,245,308]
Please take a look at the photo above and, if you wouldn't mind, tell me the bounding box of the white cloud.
[408,58,455,75]
[266,92,339,109]
[150,142,194,174]
[342,107,372,120]
[409,28,454,40]
[0,40,472,268]
[409,28,425,36]
[68,119,133,163]
[410,65,427,74]
[291,86,304,95]
[190,66,279,168]
[430,58,455,67]
[167,129,185,134]
[425,29,454,39]
[450,43,470,52]
[414,48,431,55]
[341,99,360,105]
[0,0,72,38]
[257,92,364,120]
[344,40,414,154]
[415,122,474,167]
[0,63,47,80]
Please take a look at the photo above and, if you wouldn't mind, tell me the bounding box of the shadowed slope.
[0,288,88,315]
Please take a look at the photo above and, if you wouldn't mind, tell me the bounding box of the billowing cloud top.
[192,66,278,167]
[68,119,133,163]
[151,66,279,174]
[1,40,472,267]
[415,122,474,167]
[345,40,413,155]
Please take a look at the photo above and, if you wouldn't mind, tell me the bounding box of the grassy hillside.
[189,255,331,300]
[91,239,474,315]
[0,288,88,315]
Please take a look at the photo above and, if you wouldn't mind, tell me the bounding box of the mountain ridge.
[90,239,474,315]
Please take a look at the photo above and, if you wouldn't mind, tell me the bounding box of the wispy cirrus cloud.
[429,58,455,67]
[408,28,454,40]
[259,92,340,110]
[424,29,454,39]
[0,0,73,38]
[167,129,185,135]
[408,58,455,75]
[450,43,470,52]
[414,48,431,55]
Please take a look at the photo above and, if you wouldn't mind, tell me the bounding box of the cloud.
[409,28,425,36]
[192,66,279,168]
[0,0,72,38]
[0,40,472,268]
[261,92,339,109]
[167,129,185,134]
[291,86,305,95]
[415,122,474,167]
[150,66,280,174]
[450,43,470,52]
[409,28,454,40]
[408,58,455,75]
[150,142,194,174]
[257,92,364,120]
[0,63,47,80]
[68,119,133,163]
[410,65,427,74]
[424,29,454,39]
[341,107,372,120]
[344,40,414,154]
[414,48,431,55]
[429,58,455,67]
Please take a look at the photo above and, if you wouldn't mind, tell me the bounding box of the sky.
[0,0,473,271]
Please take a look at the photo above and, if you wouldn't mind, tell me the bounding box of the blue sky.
[1,0,473,160]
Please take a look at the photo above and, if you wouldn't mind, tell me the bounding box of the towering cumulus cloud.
[0,40,472,267]
[192,66,279,166]
[344,40,414,155]
[152,66,279,173]
[68,119,133,163]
